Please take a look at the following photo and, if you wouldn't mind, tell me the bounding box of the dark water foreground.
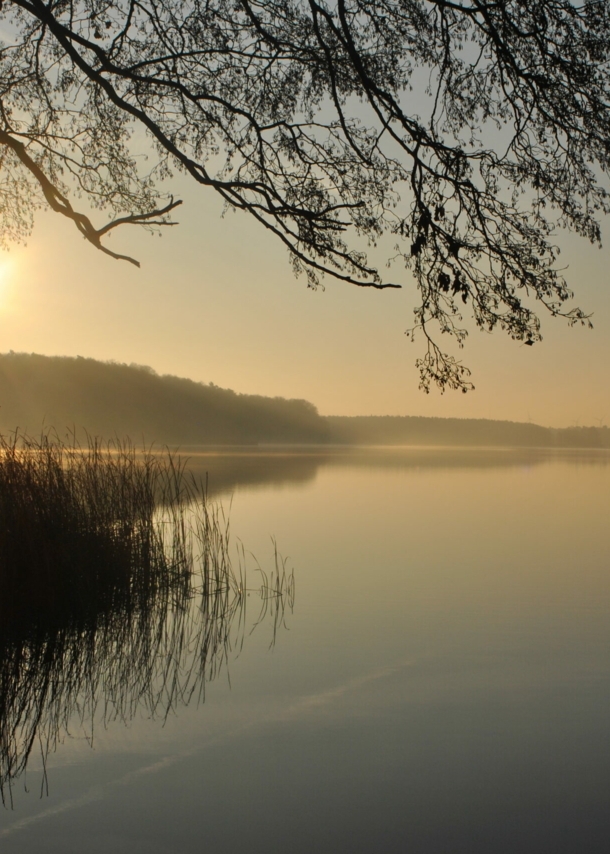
[1,445,609,853]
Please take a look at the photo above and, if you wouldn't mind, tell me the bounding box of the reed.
[0,433,293,805]
[0,434,189,626]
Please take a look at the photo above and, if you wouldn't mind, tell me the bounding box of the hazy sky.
[1,171,608,427]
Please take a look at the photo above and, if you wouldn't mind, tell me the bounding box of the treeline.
[327,416,610,449]
[0,353,330,444]
[0,353,608,449]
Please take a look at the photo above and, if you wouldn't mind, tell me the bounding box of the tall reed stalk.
[0,433,293,806]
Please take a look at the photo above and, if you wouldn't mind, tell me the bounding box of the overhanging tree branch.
[0,0,607,387]
[0,129,182,266]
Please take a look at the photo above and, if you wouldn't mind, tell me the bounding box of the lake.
[1,447,609,853]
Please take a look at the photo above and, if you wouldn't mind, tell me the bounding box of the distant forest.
[327,416,610,449]
[0,353,608,449]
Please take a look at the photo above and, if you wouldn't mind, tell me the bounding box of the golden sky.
[1,175,608,428]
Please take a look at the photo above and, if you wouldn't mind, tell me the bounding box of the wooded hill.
[0,353,330,444]
[0,353,607,449]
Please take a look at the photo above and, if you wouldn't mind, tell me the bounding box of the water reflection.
[177,445,610,497]
[1,444,609,853]
[0,438,293,806]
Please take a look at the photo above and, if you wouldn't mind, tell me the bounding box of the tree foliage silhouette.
[1,0,608,389]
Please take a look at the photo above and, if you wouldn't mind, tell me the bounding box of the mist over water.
[1,353,608,449]
[1,447,608,853]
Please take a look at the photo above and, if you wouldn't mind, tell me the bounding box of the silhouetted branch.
[0,0,608,385]
[0,129,181,266]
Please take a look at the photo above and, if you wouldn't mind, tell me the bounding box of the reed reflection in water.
[0,435,294,807]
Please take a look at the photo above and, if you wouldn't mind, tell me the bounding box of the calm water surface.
[2,448,609,853]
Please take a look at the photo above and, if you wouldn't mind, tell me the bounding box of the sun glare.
[0,257,15,300]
